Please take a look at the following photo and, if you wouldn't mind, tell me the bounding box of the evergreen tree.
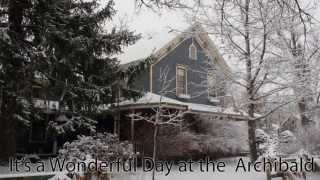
[0,0,140,159]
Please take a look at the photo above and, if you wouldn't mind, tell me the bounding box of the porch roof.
[116,92,254,121]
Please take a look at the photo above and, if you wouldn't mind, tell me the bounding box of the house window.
[189,43,197,60]
[176,66,187,95]
[207,70,226,98]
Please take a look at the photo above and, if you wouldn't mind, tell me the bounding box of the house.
[113,25,251,158]
[14,25,251,158]
[117,25,249,116]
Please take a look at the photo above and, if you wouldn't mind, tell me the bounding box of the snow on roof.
[120,24,232,76]
[118,92,252,119]
[119,92,184,106]
[186,102,223,113]
[120,58,145,71]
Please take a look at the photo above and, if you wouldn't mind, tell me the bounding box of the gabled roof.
[120,58,145,71]
[153,24,231,75]
[121,24,232,76]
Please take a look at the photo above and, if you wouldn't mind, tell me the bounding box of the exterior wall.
[151,37,216,105]
[130,69,150,92]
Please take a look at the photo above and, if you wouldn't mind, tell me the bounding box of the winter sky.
[114,0,320,65]
[114,1,188,64]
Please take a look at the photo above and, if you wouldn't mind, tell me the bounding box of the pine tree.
[0,0,140,160]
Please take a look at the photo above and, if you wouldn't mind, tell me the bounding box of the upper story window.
[189,43,197,60]
[176,66,187,96]
[207,71,226,98]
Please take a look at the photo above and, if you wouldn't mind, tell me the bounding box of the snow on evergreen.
[48,173,71,180]
[49,115,97,135]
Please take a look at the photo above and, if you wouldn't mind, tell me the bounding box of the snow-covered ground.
[111,164,267,180]
[1,157,319,180]
[112,158,320,180]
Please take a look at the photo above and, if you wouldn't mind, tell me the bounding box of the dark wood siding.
[151,37,216,105]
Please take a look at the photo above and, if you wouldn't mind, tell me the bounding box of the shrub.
[59,133,134,162]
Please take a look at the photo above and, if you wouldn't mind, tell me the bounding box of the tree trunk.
[291,33,312,127]
[0,95,17,160]
[298,98,310,126]
[0,122,16,160]
[0,0,28,160]
[244,0,258,162]
[152,124,158,180]
[248,105,258,161]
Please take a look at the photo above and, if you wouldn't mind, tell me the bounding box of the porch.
[111,92,251,159]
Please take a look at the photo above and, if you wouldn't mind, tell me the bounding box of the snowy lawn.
[112,157,320,180]
[111,164,268,180]
[112,168,320,180]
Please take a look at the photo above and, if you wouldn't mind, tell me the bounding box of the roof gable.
[151,25,232,76]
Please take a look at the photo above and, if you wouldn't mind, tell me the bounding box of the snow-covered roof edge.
[115,92,256,121]
[120,24,232,76]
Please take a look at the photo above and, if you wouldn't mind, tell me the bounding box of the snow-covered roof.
[117,92,251,120]
[120,24,232,76]
[119,92,183,106]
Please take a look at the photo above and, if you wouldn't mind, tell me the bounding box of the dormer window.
[189,43,197,60]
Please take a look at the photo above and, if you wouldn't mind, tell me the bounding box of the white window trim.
[207,72,221,102]
[176,65,189,97]
[208,96,220,103]
[189,43,197,60]
[178,94,191,99]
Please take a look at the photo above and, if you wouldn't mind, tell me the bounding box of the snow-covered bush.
[256,125,302,157]
[191,115,249,157]
[296,126,320,154]
[200,135,248,157]
[158,130,203,160]
[158,125,249,160]
[256,129,269,144]
[256,129,270,156]
[197,115,248,138]
[59,133,134,162]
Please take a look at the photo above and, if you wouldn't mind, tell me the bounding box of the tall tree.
[184,0,312,161]
[0,0,140,159]
[272,0,319,127]
[135,0,315,161]
[129,66,186,180]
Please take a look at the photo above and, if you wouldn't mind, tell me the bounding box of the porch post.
[131,110,135,142]
[113,113,117,135]
[114,112,120,136]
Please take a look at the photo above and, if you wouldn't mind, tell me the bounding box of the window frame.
[176,65,188,96]
[189,43,197,60]
[207,68,226,98]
